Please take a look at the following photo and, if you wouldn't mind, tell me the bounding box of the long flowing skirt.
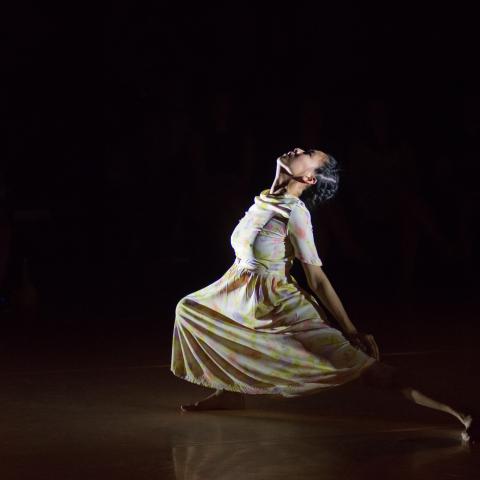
[170,258,376,397]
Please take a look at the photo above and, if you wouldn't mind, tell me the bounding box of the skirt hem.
[170,355,377,398]
[170,368,283,395]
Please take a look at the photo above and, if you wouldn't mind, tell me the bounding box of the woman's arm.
[301,262,358,335]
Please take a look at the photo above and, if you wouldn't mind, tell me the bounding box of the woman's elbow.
[302,263,327,292]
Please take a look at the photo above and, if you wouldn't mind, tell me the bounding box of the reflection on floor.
[1,341,479,480]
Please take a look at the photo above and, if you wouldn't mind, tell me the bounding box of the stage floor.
[1,341,479,480]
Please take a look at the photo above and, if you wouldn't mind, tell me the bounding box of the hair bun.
[302,155,340,211]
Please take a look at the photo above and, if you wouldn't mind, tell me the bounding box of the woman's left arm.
[302,263,381,360]
[301,262,358,335]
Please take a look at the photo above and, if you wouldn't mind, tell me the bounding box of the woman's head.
[277,148,340,210]
[277,148,327,177]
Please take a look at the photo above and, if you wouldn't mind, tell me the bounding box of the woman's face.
[278,148,327,178]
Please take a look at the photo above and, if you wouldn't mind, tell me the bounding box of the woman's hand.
[345,331,380,361]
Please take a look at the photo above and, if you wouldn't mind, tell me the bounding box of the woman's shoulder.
[287,200,312,229]
[256,189,310,220]
[251,189,302,219]
[289,198,309,214]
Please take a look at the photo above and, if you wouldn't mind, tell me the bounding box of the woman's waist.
[232,256,292,277]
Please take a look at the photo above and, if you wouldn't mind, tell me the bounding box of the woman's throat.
[276,158,293,175]
[270,176,291,195]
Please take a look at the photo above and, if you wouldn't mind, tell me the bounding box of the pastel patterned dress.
[170,189,376,397]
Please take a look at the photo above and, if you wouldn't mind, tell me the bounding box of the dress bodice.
[230,189,323,276]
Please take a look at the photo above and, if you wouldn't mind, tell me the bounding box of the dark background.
[1,3,479,365]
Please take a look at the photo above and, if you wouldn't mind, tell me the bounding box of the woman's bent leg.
[360,361,472,429]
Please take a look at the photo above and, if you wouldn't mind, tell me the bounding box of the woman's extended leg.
[359,361,474,436]
[180,389,246,412]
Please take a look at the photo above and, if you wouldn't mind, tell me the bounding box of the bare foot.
[461,414,479,444]
[180,389,246,412]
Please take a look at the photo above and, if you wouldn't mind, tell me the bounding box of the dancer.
[170,147,477,442]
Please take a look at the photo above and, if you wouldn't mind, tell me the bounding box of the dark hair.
[301,155,340,211]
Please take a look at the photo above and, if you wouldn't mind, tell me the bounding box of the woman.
[170,147,477,442]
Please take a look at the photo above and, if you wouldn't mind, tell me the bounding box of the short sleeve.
[287,203,323,266]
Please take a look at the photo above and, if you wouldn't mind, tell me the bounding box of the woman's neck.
[269,174,304,198]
